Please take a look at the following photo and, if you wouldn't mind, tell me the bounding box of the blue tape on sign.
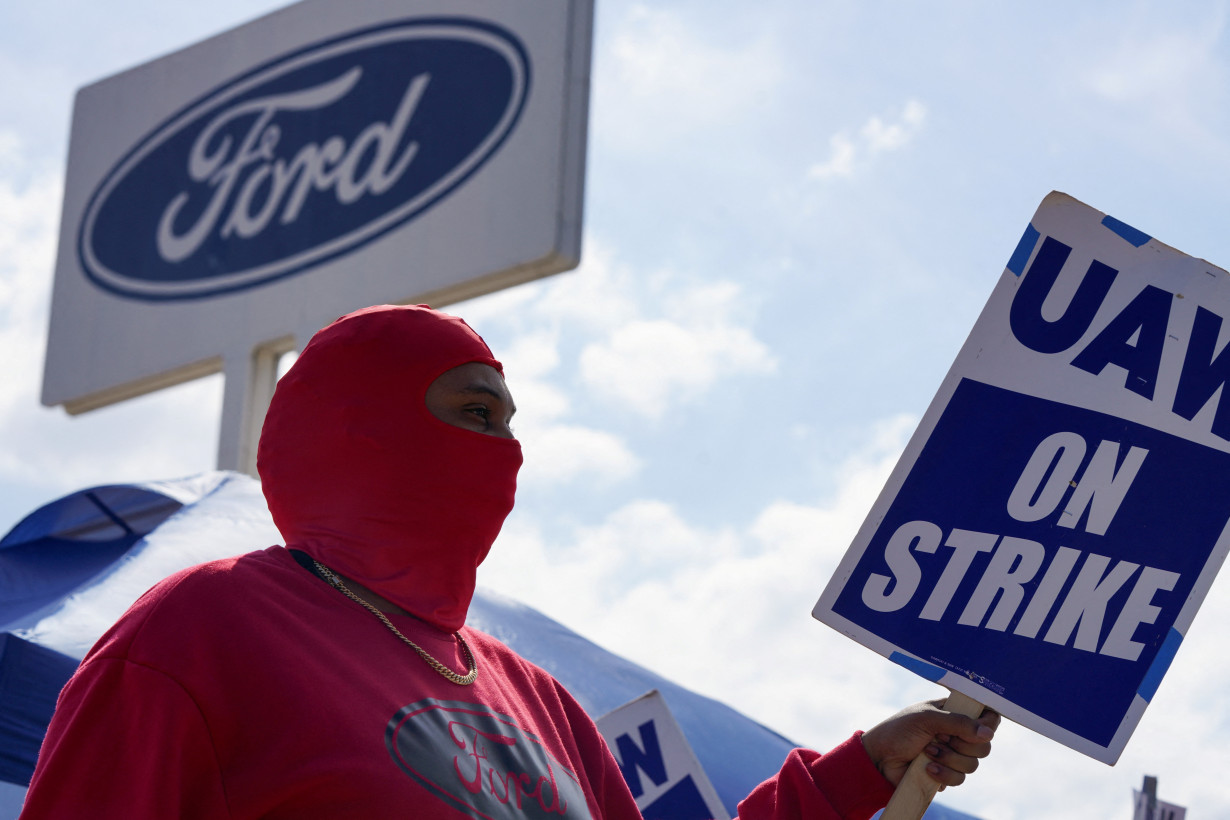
[889,652,945,682]
[1138,628,1184,702]
[1006,223,1041,276]
[1101,215,1152,248]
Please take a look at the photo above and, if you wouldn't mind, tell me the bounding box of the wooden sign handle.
[880,690,986,820]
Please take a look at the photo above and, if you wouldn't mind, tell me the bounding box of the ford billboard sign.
[79,20,530,300]
[44,0,592,459]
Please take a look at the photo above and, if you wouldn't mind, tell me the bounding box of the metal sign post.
[217,336,296,476]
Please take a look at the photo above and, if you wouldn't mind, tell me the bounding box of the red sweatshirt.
[24,548,891,819]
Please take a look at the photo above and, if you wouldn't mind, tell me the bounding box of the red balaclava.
[257,304,523,631]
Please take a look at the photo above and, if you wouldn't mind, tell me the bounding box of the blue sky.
[4,2,1230,817]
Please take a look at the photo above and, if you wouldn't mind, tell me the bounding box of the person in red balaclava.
[21,304,997,820]
[259,304,525,635]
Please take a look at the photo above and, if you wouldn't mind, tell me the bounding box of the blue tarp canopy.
[0,484,187,628]
[0,634,76,786]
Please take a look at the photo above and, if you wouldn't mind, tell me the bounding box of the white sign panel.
[596,690,730,820]
[1133,790,1186,820]
[814,192,1230,764]
[44,0,592,414]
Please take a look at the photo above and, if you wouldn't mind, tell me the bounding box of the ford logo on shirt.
[386,699,593,819]
[78,19,531,301]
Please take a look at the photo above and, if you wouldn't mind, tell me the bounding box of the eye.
[465,405,491,423]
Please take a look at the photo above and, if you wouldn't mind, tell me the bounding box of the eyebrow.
[460,384,517,417]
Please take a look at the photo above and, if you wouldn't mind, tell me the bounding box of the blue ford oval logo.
[78,19,531,300]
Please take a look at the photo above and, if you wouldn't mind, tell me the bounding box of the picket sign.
[595,690,730,820]
[814,191,1230,802]
[1132,789,1186,820]
[881,691,985,820]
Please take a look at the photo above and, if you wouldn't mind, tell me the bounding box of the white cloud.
[464,237,776,436]
[579,318,776,419]
[454,240,641,339]
[660,280,748,325]
[0,131,24,172]
[532,241,642,332]
[809,133,858,180]
[499,330,562,381]
[565,253,777,421]
[517,424,639,487]
[1074,10,1230,166]
[573,498,741,578]
[862,99,927,153]
[808,99,928,180]
[0,133,58,330]
[596,5,783,150]
[1085,27,1222,107]
[0,134,223,523]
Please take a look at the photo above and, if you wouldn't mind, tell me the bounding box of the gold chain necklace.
[312,559,478,686]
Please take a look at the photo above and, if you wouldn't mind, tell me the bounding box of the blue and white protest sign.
[813,192,1230,764]
[596,690,730,820]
